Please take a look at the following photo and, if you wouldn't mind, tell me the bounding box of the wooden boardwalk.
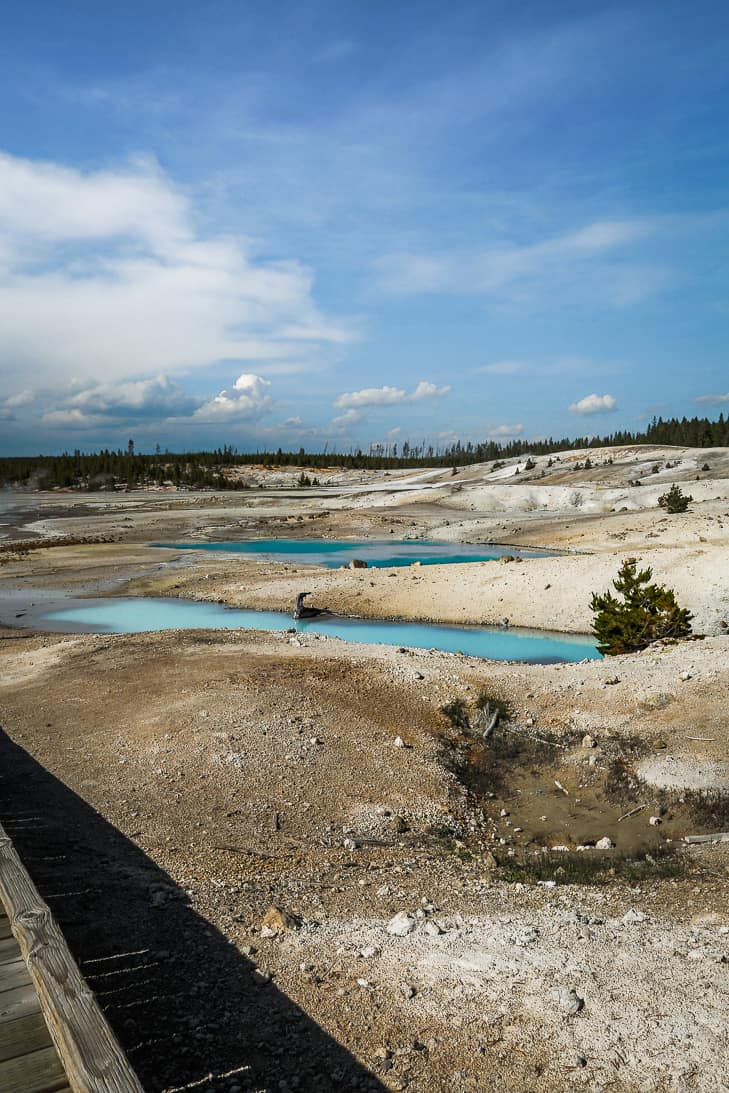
[0,908,70,1093]
[0,822,143,1093]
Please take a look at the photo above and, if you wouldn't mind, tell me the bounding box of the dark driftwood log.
[0,822,143,1093]
[293,592,327,619]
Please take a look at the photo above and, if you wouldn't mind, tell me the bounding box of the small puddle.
[442,703,728,878]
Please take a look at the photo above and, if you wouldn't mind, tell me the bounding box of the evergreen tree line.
[0,412,727,491]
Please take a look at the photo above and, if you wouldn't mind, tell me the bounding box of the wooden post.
[0,822,144,1093]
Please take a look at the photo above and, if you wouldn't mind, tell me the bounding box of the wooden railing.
[0,820,144,1093]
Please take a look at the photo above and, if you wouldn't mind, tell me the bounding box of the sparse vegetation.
[658,484,692,513]
[590,557,693,655]
[495,845,682,886]
[440,698,470,730]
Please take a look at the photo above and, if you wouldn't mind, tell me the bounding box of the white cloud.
[65,375,197,418]
[4,390,34,407]
[330,408,364,431]
[334,380,450,410]
[569,393,618,415]
[192,373,273,422]
[695,391,729,405]
[487,423,524,438]
[0,152,351,398]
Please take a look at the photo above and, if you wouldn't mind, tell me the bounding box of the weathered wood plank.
[0,1043,68,1093]
[0,956,33,994]
[0,935,22,965]
[0,981,41,1023]
[0,1010,53,1063]
[0,823,144,1093]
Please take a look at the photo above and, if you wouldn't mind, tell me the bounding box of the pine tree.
[590,558,693,655]
[658,484,692,513]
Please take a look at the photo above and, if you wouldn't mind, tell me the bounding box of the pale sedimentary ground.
[0,444,728,1091]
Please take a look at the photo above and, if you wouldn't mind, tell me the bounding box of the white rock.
[343,838,358,851]
[595,837,614,850]
[551,985,584,1014]
[680,671,692,681]
[386,911,417,937]
[582,734,596,748]
[649,815,662,826]
[622,908,647,925]
[424,920,444,937]
[394,736,406,748]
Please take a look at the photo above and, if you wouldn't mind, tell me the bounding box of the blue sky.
[0,0,728,454]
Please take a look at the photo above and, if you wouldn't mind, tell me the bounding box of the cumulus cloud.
[0,151,351,399]
[192,373,273,422]
[334,380,450,410]
[330,408,364,431]
[65,375,198,419]
[569,393,617,415]
[695,392,729,405]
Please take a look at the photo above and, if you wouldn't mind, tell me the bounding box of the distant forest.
[1,413,727,491]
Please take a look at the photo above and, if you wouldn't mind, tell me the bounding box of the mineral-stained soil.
[0,444,728,1092]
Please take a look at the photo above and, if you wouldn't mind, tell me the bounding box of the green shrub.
[590,557,693,655]
[658,484,692,513]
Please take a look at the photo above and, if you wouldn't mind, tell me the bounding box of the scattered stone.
[343,837,359,851]
[500,808,509,818]
[551,986,584,1014]
[605,677,620,685]
[401,984,416,999]
[386,911,417,936]
[649,815,662,826]
[252,967,272,986]
[349,558,368,569]
[483,851,498,869]
[582,734,596,748]
[260,905,302,935]
[680,671,692,681]
[394,736,406,748]
[573,1053,588,1068]
[359,945,379,958]
[424,920,444,937]
[373,1047,392,1061]
[622,908,648,925]
[595,837,614,850]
